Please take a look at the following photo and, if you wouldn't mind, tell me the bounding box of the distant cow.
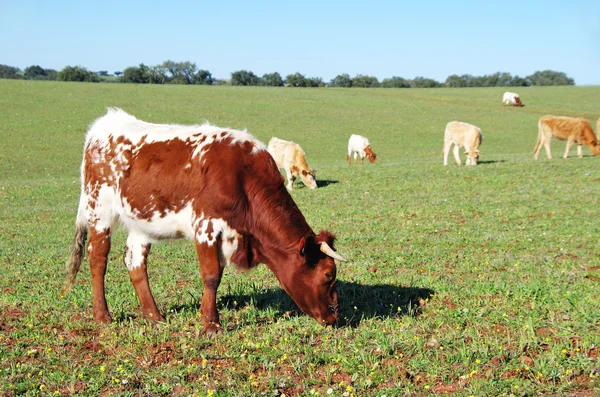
[63,109,346,334]
[267,137,317,190]
[443,121,482,166]
[502,92,523,107]
[347,134,376,165]
[534,115,600,159]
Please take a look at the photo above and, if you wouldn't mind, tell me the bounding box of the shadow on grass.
[478,160,506,164]
[178,281,435,328]
[316,180,339,188]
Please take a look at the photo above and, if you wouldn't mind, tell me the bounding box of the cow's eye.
[325,271,334,281]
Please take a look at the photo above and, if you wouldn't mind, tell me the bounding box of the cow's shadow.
[170,281,434,328]
[478,160,506,164]
[316,180,339,188]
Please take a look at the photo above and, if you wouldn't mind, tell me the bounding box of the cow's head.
[365,145,377,164]
[515,97,523,107]
[592,142,600,156]
[465,150,480,165]
[279,232,345,326]
[300,168,318,189]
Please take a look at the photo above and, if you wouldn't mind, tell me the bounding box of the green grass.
[1,79,599,396]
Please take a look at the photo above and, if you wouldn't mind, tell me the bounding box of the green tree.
[194,69,213,85]
[24,65,50,80]
[305,77,325,87]
[352,74,379,88]
[445,74,467,87]
[527,70,574,86]
[121,64,150,83]
[329,73,352,87]
[57,66,99,82]
[285,72,307,87]
[231,70,260,86]
[0,64,22,79]
[162,60,197,84]
[261,72,283,86]
[148,65,167,84]
[411,76,441,88]
[381,76,410,88]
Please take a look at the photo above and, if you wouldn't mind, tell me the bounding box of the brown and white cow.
[347,134,376,165]
[533,115,600,159]
[63,108,346,334]
[442,121,482,166]
[267,137,317,190]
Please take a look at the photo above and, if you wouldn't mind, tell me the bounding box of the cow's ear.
[301,170,308,177]
[298,235,315,256]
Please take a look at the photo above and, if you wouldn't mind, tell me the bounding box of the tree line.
[0,61,576,87]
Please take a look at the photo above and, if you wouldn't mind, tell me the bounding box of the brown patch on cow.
[120,138,196,219]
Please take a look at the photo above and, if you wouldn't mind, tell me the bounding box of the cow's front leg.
[124,234,164,322]
[453,145,462,166]
[284,168,294,190]
[88,227,112,324]
[577,144,583,158]
[195,241,224,335]
[563,139,574,158]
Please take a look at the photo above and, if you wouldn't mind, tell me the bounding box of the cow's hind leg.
[195,240,224,335]
[577,144,583,158]
[87,227,112,324]
[124,233,164,322]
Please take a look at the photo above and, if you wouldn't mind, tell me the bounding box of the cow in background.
[443,121,482,166]
[534,115,600,159]
[502,92,523,107]
[63,108,346,334]
[267,137,317,190]
[347,134,377,165]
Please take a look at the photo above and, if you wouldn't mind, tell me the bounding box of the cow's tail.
[62,196,88,295]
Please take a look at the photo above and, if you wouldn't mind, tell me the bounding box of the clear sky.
[1,0,599,85]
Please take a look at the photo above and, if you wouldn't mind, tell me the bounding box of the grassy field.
[1,79,599,396]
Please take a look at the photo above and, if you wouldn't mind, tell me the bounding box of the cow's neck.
[247,183,313,268]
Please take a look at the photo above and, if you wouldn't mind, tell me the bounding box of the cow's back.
[539,115,588,142]
[82,109,268,240]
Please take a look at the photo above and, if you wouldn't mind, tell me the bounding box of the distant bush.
[24,65,57,80]
[231,70,260,86]
[527,70,575,86]
[330,74,352,87]
[0,64,22,79]
[381,76,410,88]
[352,74,380,88]
[57,66,100,82]
[261,72,284,87]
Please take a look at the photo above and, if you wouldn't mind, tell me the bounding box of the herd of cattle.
[62,91,600,332]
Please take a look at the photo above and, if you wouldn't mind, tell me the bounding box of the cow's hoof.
[205,323,223,337]
[94,313,113,325]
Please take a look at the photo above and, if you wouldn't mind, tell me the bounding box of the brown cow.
[533,115,600,159]
[63,108,346,334]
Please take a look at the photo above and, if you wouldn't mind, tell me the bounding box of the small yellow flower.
[251,381,258,387]
[100,365,106,373]
[561,349,567,355]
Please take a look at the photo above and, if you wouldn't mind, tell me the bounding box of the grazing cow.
[347,134,377,165]
[502,91,523,107]
[267,137,317,190]
[533,115,600,160]
[63,108,346,334]
[443,121,482,166]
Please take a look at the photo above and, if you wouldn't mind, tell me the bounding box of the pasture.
[1,79,599,396]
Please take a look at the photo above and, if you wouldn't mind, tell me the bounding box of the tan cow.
[533,115,600,160]
[267,137,317,190]
[443,121,482,166]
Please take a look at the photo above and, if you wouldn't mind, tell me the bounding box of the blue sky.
[1,0,599,85]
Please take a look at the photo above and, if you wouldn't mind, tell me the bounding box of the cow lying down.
[63,108,346,334]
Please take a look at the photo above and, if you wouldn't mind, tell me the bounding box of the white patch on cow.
[124,231,151,270]
[118,201,195,242]
[194,217,240,268]
[86,183,119,232]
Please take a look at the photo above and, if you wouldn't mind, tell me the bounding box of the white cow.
[443,121,482,166]
[502,92,523,107]
[347,134,377,165]
[267,137,317,190]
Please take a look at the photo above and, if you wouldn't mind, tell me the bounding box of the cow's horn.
[320,242,347,262]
